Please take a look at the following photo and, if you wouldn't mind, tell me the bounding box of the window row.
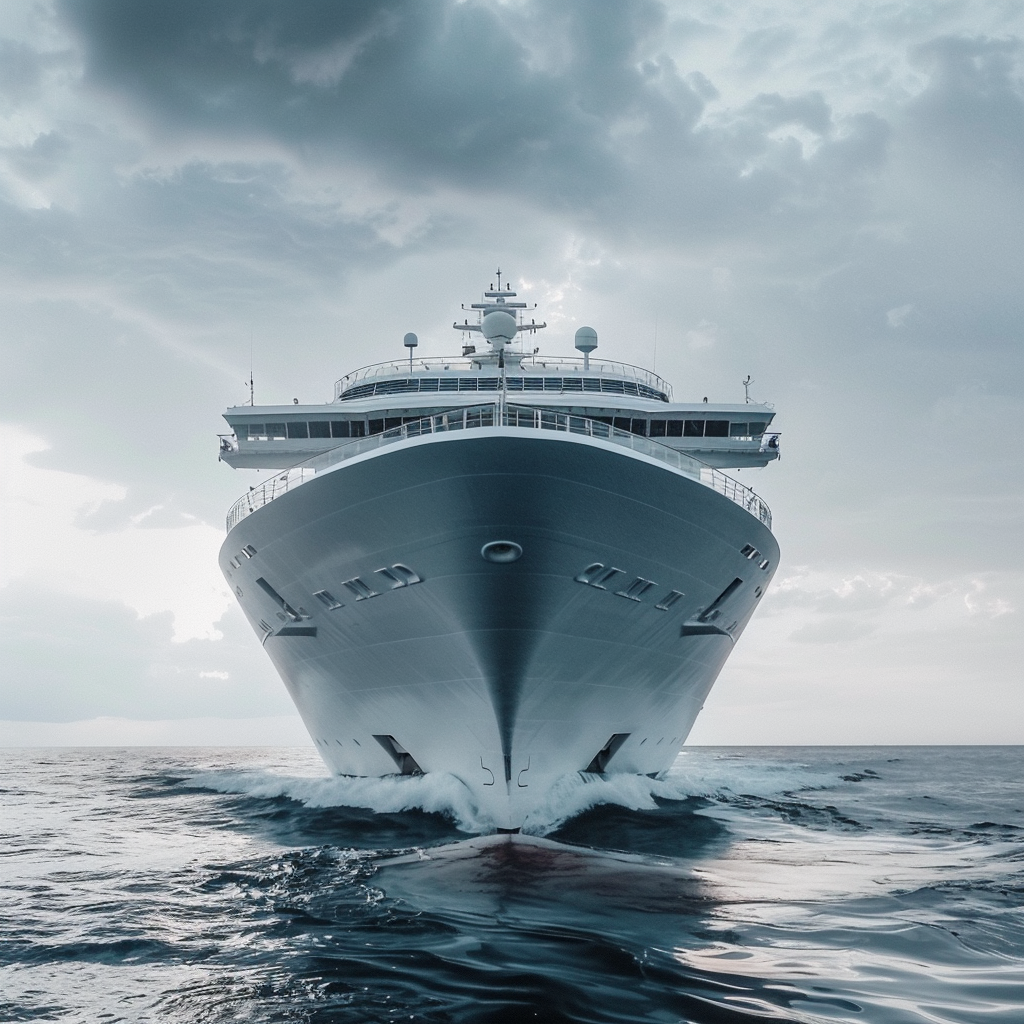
[243,419,414,440]
[340,376,668,402]
[239,416,770,442]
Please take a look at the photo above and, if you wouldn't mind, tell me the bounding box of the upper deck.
[218,273,780,473]
[335,355,672,403]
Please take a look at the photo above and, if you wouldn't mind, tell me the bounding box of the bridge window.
[705,420,728,437]
[266,422,286,438]
[308,421,331,438]
[684,419,704,436]
[368,419,384,434]
[330,421,349,437]
[245,424,265,439]
[749,421,767,436]
[287,422,308,439]
[649,419,666,436]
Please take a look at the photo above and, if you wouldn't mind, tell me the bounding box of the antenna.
[404,332,418,372]
[249,331,254,406]
[496,267,502,290]
[743,375,754,404]
[653,313,658,374]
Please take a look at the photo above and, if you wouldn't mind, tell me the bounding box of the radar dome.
[481,310,518,348]
[574,327,598,354]
[403,332,418,348]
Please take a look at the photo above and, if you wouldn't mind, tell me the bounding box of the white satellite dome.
[481,309,518,349]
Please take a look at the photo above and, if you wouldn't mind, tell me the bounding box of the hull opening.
[584,733,631,774]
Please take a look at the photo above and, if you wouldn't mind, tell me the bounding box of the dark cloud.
[908,35,1024,176]
[55,0,873,240]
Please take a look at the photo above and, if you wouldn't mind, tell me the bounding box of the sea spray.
[185,752,843,837]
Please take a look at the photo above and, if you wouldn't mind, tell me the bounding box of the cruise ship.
[217,275,780,831]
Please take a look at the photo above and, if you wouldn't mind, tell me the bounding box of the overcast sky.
[2,0,1021,747]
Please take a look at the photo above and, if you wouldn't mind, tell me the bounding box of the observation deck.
[334,355,672,403]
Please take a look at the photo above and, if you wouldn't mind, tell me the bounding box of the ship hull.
[220,429,778,830]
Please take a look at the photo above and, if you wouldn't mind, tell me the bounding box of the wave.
[185,769,486,833]
[185,752,839,837]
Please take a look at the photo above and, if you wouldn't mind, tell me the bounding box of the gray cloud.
[2,1,1023,739]
[0,587,288,721]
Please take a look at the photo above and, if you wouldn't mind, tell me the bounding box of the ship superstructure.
[218,275,780,830]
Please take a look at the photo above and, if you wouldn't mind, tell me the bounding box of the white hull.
[220,429,778,830]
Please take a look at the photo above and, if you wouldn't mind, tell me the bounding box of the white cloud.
[1,424,232,641]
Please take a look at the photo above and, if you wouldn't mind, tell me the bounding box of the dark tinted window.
[631,418,648,436]
[245,423,265,437]
[287,422,309,439]
[705,420,728,437]
[684,420,705,436]
[330,421,349,438]
[649,419,667,437]
[308,421,331,438]
[749,421,767,435]
[266,422,286,437]
[384,417,402,430]
[349,421,365,437]
[729,422,748,437]
[613,417,631,431]
[368,419,384,434]
[667,419,684,437]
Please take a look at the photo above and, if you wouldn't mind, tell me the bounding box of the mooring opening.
[372,734,423,775]
[584,733,631,773]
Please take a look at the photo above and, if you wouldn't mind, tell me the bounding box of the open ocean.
[1,746,1021,1023]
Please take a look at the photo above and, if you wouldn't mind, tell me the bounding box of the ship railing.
[502,405,772,529]
[334,354,672,401]
[226,405,498,531]
[226,403,771,532]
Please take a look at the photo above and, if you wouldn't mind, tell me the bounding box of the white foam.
[665,751,837,801]
[186,769,489,833]
[185,753,839,838]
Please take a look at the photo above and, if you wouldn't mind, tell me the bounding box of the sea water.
[1,746,1021,1022]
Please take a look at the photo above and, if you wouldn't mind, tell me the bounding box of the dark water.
[2,747,1022,1022]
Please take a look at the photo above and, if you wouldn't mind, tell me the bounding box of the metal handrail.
[333,354,672,401]
[225,403,771,532]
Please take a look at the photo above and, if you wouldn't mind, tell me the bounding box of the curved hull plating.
[220,429,778,830]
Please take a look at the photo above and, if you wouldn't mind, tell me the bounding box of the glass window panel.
[683,420,705,436]
[349,422,365,437]
[368,419,384,435]
[287,422,309,439]
[384,417,402,430]
[308,421,331,438]
[729,422,748,437]
[631,418,648,436]
[748,421,767,435]
[245,424,265,437]
[330,421,349,438]
[705,420,728,437]
[266,423,286,438]
[613,417,631,431]
[667,419,684,437]
[649,419,667,436]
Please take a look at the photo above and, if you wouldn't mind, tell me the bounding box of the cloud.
[1,0,1023,741]
[0,585,287,722]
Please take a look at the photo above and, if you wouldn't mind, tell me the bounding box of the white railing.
[226,403,772,532]
[333,354,672,401]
